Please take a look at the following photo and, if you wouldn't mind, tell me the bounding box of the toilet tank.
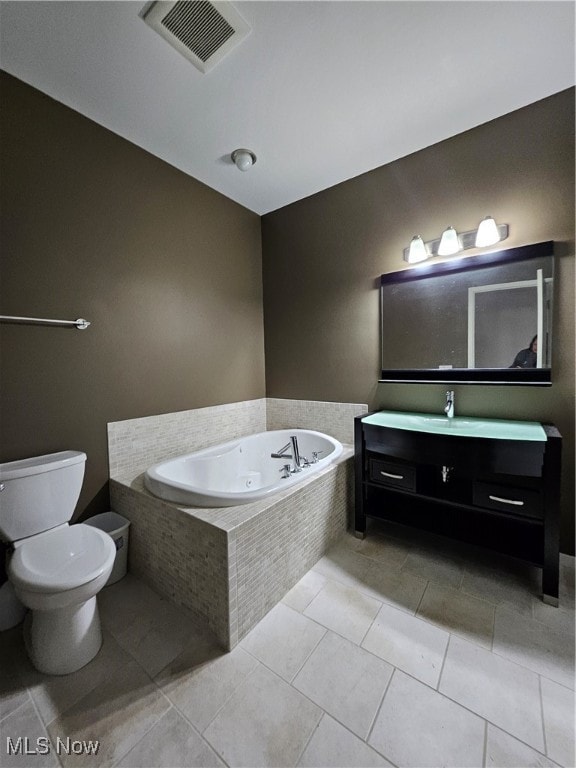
[0,451,86,543]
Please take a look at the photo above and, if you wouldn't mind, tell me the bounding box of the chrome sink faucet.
[444,390,455,419]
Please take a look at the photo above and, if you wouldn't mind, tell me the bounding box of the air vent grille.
[143,0,251,74]
[161,1,234,63]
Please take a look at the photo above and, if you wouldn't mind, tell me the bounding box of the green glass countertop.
[362,411,547,441]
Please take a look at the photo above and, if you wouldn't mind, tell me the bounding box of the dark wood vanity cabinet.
[354,415,562,604]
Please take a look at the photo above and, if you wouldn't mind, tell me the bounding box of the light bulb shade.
[231,148,256,172]
[438,226,461,256]
[406,235,428,263]
[475,216,500,247]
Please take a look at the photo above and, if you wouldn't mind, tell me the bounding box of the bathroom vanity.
[354,412,562,604]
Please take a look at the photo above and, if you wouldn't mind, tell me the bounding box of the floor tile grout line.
[94,626,222,767]
[25,688,64,768]
[0,691,32,725]
[153,688,234,766]
[435,630,452,691]
[486,644,574,692]
[538,674,549,759]
[413,577,430,616]
[482,717,488,768]
[304,574,508,660]
[289,623,328,685]
[109,704,175,768]
[287,669,401,768]
[360,641,554,761]
[291,707,324,767]
[197,658,262,738]
[90,655,174,768]
[323,706,403,768]
[200,656,325,766]
[155,693,232,768]
[330,564,573,685]
[239,641,313,687]
[439,630,545,683]
[488,603,496,653]
[344,542,411,572]
[314,550,536,637]
[433,664,552,757]
[364,664,397,748]
[358,600,382,648]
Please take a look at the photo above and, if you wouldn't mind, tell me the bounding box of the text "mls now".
[6,736,100,756]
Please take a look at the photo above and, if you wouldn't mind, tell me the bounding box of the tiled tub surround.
[107,398,365,485]
[108,399,367,649]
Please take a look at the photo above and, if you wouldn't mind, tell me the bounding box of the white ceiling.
[1,1,574,215]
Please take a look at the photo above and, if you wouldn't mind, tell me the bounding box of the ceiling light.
[231,148,257,171]
[437,226,461,256]
[475,216,501,247]
[406,235,429,264]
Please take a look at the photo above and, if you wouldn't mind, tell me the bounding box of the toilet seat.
[10,524,116,593]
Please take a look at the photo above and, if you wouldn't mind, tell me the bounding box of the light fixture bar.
[403,223,508,263]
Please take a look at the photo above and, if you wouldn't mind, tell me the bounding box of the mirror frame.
[379,241,554,386]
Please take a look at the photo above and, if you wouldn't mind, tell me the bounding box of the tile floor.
[1,519,574,768]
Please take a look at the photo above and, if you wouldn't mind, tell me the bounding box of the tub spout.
[290,436,302,472]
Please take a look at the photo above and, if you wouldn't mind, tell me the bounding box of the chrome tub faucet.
[270,442,291,459]
[271,435,303,473]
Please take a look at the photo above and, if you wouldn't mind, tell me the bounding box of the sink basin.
[362,411,547,441]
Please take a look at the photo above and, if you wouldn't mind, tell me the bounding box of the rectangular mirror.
[380,241,554,385]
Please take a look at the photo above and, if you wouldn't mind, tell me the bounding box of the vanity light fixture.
[402,218,509,264]
[407,235,429,263]
[475,215,501,247]
[437,226,461,256]
[231,148,257,171]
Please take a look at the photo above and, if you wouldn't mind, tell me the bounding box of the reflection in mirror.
[380,242,554,385]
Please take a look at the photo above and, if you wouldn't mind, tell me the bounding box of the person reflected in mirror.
[510,335,538,368]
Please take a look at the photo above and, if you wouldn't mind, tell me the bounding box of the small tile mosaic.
[266,398,368,444]
[108,398,366,649]
[110,480,231,648]
[108,399,267,483]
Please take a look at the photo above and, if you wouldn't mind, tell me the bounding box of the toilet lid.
[9,524,116,593]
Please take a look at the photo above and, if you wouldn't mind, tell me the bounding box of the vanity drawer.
[369,459,416,492]
[473,481,543,520]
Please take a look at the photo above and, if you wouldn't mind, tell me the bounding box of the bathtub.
[144,429,343,507]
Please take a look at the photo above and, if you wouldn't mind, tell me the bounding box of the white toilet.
[0,451,116,675]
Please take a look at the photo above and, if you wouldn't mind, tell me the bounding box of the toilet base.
[24,595,103,675]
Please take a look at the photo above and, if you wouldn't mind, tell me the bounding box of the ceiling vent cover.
[142,0,251,73]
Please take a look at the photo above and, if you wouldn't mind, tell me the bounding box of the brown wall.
[262,89,575,553]
[0,72,265,518]
[1,72,574,552]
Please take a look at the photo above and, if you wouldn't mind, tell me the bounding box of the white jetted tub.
[144,429,343,507]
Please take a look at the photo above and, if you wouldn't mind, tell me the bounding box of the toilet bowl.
[9,524,115,675]
[0,451,117,675]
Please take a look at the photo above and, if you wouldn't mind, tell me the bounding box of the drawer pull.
[380,471,404,480]
[489,494,524,506]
